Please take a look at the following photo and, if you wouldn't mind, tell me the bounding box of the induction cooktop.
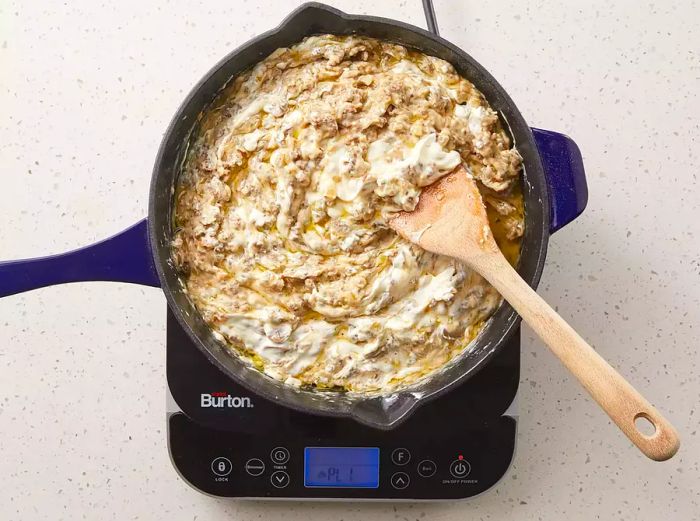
[166,309,519,500]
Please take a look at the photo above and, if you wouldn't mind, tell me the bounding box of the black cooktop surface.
[166,309,520,499]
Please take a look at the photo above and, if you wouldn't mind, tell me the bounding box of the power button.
[449,459,471,478]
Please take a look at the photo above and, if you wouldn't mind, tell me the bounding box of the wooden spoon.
[390,166,680,461]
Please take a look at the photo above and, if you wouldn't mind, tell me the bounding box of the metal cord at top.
[422,0,440,35]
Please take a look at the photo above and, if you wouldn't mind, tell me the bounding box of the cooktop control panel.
[168,413,516,499]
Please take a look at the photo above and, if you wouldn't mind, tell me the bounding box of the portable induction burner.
[166,309,520,500]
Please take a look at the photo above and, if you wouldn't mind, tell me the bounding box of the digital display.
[304,447,380,488]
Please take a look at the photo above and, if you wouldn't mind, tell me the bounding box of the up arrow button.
[390,472,410,490]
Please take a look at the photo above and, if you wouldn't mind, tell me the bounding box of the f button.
[391,448,411,466]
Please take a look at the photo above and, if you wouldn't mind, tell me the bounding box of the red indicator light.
[458,455,463,460]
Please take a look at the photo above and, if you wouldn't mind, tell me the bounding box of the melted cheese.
[173,35,523,393]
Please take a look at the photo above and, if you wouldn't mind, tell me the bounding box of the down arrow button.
[270,470,290,489]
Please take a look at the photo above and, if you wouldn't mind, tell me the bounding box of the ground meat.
[173,35,524,393]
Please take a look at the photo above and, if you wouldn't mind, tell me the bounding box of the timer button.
[450,459,471,478]
[211,456,233,477]
[270,447,290,464]
[244,458,265,476]
[391,448,411,466]
[417,459,437,477]
[390,472,410,489]
[270,470,290,488]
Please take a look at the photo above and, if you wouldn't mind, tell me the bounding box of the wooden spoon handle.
[476,254,680,461]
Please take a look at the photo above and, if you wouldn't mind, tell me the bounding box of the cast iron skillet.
[0,2,587,429]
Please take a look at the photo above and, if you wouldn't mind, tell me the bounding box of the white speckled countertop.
[1,0,699,519]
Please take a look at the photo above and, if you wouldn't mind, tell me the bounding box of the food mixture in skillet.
[173,35,524,392]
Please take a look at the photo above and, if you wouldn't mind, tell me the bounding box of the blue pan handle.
[531,128,588,233]
[0,218,160,298]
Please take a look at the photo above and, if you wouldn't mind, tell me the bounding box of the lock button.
[211,456,233,476]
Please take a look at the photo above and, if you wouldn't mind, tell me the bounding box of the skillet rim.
[148,2,549,429]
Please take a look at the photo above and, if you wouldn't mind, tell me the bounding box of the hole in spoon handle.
[634,412,657,437]
[628,409,679,461]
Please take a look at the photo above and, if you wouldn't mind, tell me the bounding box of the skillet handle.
[531,127,588,233]
[0,218,160,298]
